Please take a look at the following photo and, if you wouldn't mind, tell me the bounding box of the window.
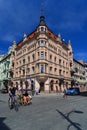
[40,40,45,46]
[63,61,65,66]
[28,56,30,62]
[23,69,25,76]
[16,71,18,76]
[50,67,52,71]
[38,52,39,56]
[32,54,35,61]
[16,62,18,66]
[38,40,46,46]
[54,56,56,62]
[70,62,72,67]
[58,49,61,55]
[23,49,26,54]
[41,27,44,31]
[54,68,57,72]
[69,52,72,56]
[19,68,21,75]
[27,68,30,73]
[40,65,44,73]
[12,62,14,67]
[45,52,47,58]
[63,71,65,75]
[19,60,21,65]
[50,55,52,61]
[40,52,44,59]
[59,69,62,75]
[59,59,61,65]
[32,66,34,72]
[23,59,25,64]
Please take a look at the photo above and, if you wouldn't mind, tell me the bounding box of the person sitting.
[23,91,32,105]
[17,89,24,105]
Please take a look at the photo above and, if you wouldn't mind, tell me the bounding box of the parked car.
[65,87,80,95]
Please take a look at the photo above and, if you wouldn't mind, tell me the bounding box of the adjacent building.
[72,59,86,88]
[0,43,16,90]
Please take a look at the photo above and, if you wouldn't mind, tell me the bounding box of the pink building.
[12,15,73,93]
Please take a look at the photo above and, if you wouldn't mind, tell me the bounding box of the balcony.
[59,75,64,80]
[70,69,75,73]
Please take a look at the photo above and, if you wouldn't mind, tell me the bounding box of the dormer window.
[69,52,72,56]
[38,26,46,32]
[41,27,44,31]
[38,40,46,46]
[70,62,72,67]
[40,40,46,46]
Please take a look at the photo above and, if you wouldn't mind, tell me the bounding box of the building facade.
[11,15,73,93]
[0,42,16,90]
[72,59,86,88]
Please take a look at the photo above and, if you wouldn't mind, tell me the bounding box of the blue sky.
[0,0,87,61]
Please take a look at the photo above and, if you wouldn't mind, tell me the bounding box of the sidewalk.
[0,92,64,103]
[33,92,64,97]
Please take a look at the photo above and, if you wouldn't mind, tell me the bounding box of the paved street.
[0,93,87,130]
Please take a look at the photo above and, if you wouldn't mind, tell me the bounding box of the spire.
[23,33,28,42]
[68,40,71,44]
[39,0,46,26]
[58,33,61,40]
[41,0,44,16]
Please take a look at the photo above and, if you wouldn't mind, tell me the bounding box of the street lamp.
[59,75,64,92]
[25,80,28,90]
[71,78,76,87]
[3,60,10,92]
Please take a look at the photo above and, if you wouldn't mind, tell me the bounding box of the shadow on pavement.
[56,109,83,130]
[0,100,6,103]
[0,117,11,130]
[80,91,87,96]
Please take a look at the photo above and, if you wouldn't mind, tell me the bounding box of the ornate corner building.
[11,15,73,93]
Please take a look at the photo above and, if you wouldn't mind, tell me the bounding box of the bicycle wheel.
[14,99,19,112]
[8,99,13,109]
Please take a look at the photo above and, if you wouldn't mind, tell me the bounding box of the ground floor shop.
[13,75,72,93]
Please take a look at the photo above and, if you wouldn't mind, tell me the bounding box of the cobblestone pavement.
[0,92,87,130]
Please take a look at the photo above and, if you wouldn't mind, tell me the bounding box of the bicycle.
[8,96,19,112]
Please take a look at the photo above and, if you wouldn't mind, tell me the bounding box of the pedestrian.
[63,88,67,98]
[35,87,39,95]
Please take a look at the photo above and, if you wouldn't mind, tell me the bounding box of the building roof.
[16,15,69,50]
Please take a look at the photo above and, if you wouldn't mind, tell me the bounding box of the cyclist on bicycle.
[8,82,18,107]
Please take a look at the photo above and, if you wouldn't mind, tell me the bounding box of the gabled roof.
[16,15,68,50]
[17,29,37,49]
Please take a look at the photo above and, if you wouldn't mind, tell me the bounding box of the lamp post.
[25,64,29,91]
[71,78,76,87]
[25,80,28,90]
[59,75,64,92]
[5,60,10,92]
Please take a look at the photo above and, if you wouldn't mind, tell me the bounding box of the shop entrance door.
[40,82,44,92]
